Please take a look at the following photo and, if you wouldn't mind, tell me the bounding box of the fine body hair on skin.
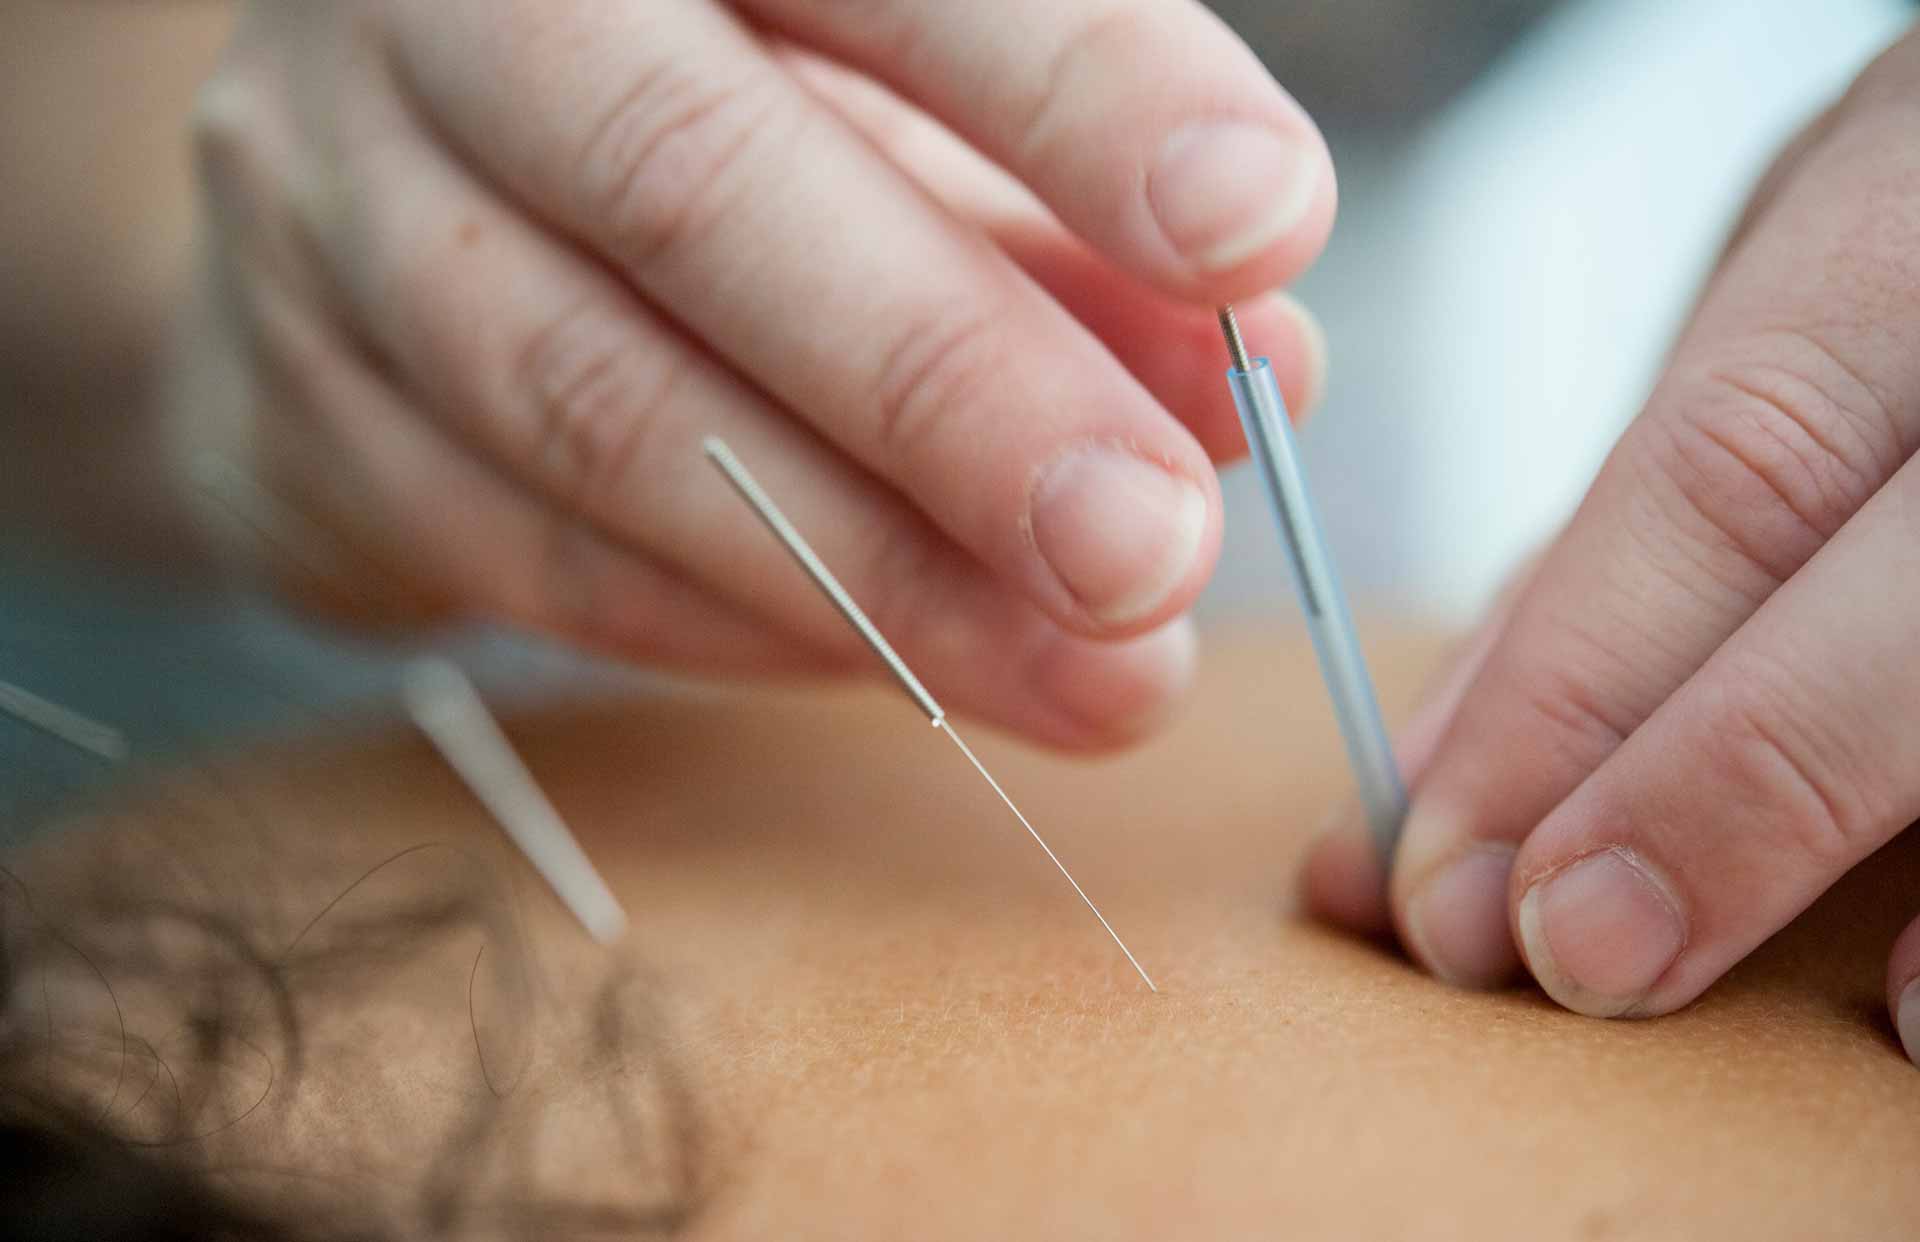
[0,753,711,1242]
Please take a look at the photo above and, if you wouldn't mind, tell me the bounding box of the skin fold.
[10,631,1918,1239]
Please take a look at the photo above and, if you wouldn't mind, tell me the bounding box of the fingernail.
[1404,844,1520,987]
[1030,446,1207,627]
[1898,978,1920,1067]
[1517,848,1686,1017]
[1150,122,1318,273]
[1036,616,1198,741]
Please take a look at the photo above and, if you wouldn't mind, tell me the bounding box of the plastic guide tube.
[1223,336,1408,861]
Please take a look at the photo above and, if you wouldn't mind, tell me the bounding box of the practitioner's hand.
[164,0,1333,749]
[1307,27,1920,1060]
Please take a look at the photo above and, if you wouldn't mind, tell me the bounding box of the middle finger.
[389,0,1223,636]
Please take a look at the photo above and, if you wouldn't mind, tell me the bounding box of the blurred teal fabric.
[0,547,656,843]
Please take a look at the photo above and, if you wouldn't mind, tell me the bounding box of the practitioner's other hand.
[1307,27,1920,1063]
[163,0,1334,749]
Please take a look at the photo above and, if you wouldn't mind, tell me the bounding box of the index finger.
[739,0,1336,300]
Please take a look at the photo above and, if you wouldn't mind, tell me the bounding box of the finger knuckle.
[1651,332,1899,582]
[513,299,685,519]
[573,65,786,271]
[1508,648,1635,771]
[1707,654,1884,868]
[869,307,1003,467]
[1019,3,1156,161]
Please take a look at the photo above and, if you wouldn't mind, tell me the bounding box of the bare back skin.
[11,632,1917,1239]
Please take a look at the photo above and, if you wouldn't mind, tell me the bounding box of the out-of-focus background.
[1212,0,1913,621]
[2,0,1914,825]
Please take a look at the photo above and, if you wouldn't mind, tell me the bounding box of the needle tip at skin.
[938,719,1158,993]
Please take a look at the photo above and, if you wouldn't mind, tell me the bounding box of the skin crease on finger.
[12,631,1920,1237]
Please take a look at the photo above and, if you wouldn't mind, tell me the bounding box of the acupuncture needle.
[0,677,128,761]
[702,436,1157,993]
[402,657,629,945]
[1219,305,1408,863]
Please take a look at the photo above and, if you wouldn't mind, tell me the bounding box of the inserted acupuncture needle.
[402,657,629,945]
[1219,305,1408,862]
[702,436,1157,993]
[0,678,128,761]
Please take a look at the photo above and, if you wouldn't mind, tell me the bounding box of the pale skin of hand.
[162,0,1335,752]
[1308,26,1920,1063]
[15,630,1918,1237]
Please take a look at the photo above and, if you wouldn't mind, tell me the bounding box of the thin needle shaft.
[0,678,127,761]
[704,436,1156,991]
[704,437,944,724]
[938,719,1156,992]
